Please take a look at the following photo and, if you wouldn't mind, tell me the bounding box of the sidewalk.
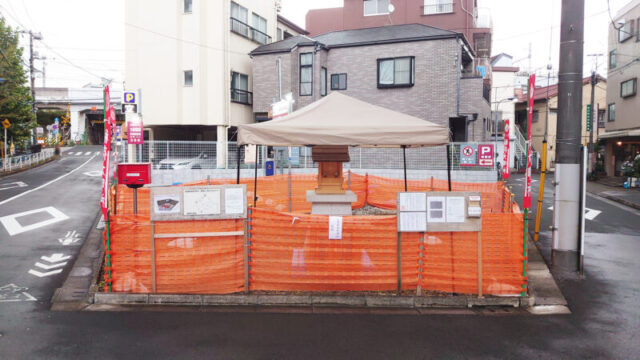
[587,180,640,210]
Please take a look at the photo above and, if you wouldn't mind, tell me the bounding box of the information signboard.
[150,184,247,221]
[397,192,427,232]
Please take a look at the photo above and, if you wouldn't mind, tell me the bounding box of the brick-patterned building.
[251,24,491,141]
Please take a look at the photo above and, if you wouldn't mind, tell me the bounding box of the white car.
[158,152,214,170]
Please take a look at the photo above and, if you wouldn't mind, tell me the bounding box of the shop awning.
[237,92,450,147]
[599,129,640,139]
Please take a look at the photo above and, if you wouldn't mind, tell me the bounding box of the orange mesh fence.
[366,175,506,213]
[107,174,525,296]
[109,214,245,294]
[114,172,367,216]
[249,208,419,292]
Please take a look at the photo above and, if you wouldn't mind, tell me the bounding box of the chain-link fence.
[116,141,500,185]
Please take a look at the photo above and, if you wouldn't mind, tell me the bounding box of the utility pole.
[19,30,42,144]
[552,0,584,271]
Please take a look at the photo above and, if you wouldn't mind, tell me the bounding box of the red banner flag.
[523,75,535,208]
[100,86,113,219]
[503,119,510,180]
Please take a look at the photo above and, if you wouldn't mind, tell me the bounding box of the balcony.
[422,2,453,15]
[230,17,272,45]
[231,88,252,105]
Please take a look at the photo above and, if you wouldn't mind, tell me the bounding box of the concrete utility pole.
[552,0,584,271]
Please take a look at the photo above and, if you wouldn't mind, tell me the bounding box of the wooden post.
[477,231,483,298]
[244,219,249,294]
[397,232,402,295]
[150,221,157,293]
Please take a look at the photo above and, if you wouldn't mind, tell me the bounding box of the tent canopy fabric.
[237,93,450,147]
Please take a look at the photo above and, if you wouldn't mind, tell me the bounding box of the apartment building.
[305,0,492,68]
[251,24,491,142]
[515,76,607,171]
[125,0,305,167]
[601,0,640,176]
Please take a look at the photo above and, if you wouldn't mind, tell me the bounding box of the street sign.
[2,119,10,129]
[503,119,510,180]
[477,144,494,167]
[586,104,592,132]
[127,113,144,145]
[459,144,477,167]
[124,91,136,104]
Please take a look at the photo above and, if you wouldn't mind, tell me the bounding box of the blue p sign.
[124,92,136,104]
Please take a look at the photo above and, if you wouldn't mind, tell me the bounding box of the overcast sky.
[0,0,629,89]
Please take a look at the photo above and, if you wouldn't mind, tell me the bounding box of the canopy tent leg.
[253,145,259,207]
[446,144,452,191]
[402,145,407,192]
[236,146,241,185]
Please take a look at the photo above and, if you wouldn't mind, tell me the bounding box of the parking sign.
[477,144,494,167]
[124,92,136,104]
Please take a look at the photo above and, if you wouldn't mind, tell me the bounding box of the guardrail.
[0,148,56,173]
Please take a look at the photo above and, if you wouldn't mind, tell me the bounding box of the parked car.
[158,152,214,170]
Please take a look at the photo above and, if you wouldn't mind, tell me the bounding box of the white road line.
[0,207,70,236]
[35,261,67,270]
[76,152,83,156]
[28,269,63,278]
[84,152,91,156]
[0,154,98,206]
[95,152,101,156]
[0,181,28,191]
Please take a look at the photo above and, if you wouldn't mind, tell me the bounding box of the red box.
[117,163,152,186]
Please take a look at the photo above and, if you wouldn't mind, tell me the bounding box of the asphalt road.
[0,163,639,359]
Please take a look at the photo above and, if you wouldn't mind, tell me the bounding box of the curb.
[596,193,640,210]
[93,292,529,309]
[51,212,104,311]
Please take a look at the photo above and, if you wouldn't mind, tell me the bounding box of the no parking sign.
[460,144,476,166]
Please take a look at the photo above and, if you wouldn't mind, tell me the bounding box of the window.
[610,50,617,69]
[331,74,347,90]
[364,0,389,16]
[321,67,327,96]
[231,2,249,37]
[608,103,615,122]
[423,0,454,15]
[299,53,313,96]
[621,78,637,98]
[252,13,268,45]
[277,28,283,41]
[184,70,193,86]
[532,110,539,123]
[231,72,251,104]
[598,109,606,128]
[184,0,192,13]
[618,19,634,42]
[377,57,415,88]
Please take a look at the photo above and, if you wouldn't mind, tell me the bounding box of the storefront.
[600,130,640,177]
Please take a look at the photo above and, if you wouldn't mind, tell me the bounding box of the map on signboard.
[183,189,221,216]
[154,195,181,215]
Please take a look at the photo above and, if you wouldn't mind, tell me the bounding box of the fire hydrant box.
[117,163,152,187]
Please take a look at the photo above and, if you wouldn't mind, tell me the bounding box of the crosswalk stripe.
[84,152,91,156]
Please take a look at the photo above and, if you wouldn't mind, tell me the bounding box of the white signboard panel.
[446,197,466,223]
[183,189,221,216]
[225,187,245,215]
[399,212,427,232]
[398,192,427,212]
[329,216,343,240]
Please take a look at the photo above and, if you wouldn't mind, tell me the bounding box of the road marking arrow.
[35,261,67,270]
[28,269,63,278]
[58,230,81,245]
[0,181,28,191]
[547,206,601,221]
[41,253,71,263]
[0,284,36,303]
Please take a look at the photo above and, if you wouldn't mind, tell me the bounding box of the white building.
[125,0,305,168]
[490,53,519,168]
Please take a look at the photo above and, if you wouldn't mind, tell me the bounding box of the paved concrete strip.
[527,240,569,309]
[0,154,97,206]
[527,305,572,315]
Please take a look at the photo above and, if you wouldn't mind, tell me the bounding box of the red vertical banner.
[523,75,535,208]
[503,119,510,180]
[100,86,113,218]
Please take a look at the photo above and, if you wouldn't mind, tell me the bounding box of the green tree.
[0,17,35,148]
